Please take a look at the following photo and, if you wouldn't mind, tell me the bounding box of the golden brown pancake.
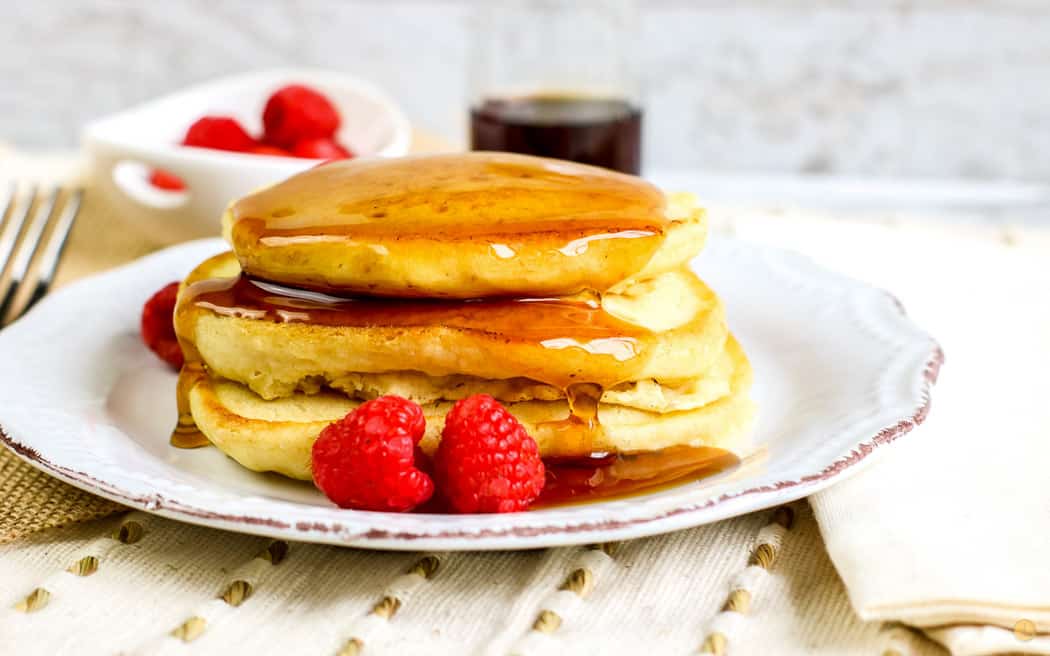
[171,152,757,486]
[306,346,735,414]
[187,337,754,480]
[174,252,729,400]
[224,152,706,299]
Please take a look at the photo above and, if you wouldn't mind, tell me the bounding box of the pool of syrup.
[408,445,739,511]
[534,446,740,508]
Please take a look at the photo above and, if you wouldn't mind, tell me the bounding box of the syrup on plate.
[535,446,739,508]
[409,445,740,512]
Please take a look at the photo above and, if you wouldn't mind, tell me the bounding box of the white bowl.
[82,69,412,243]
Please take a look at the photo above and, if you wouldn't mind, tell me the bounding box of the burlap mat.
[0,134,452,543]
[0,449,125,543]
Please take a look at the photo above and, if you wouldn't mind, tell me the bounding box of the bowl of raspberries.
[83,69,412,243]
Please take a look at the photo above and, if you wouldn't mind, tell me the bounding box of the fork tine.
[0,184,37,278]
[0,186,58,323]
[23,188,83,314]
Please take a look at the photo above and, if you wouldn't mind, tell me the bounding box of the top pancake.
[224,152,706,299]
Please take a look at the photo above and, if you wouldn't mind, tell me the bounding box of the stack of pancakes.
[173,152,754,481]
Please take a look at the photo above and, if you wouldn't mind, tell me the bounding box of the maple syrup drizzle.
[179,274,649,369]
[171,362,210,448]
[170,273,651,452]
[232,153,667,238]
[539,382,605,456]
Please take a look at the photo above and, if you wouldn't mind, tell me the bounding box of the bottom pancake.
[187,339,755,481]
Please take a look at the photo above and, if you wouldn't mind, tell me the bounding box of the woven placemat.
[0,446,125,543]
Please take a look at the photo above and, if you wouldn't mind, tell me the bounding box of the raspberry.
[262,84,341,148]
[140,282,184,369]
[291,137,352,160]
[434,395,545,513]
[148,168,185,191]
[312,396,434,512]
[182,116,255,152]
[248,144,294,157]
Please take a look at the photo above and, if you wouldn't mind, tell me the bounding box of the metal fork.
[0,184,83,327]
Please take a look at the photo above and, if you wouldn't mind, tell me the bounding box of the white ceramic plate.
[0,238,941,550]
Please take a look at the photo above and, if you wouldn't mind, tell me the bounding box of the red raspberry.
[140,282,184,370]
[182,116,255,152]
[248,144,294,157]
[148,168,185,191]
[262,84,341,148]
[434,395,545,513]
[312,396,434,512]
[291,137,352,160]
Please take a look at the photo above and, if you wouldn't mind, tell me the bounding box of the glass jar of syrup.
[469,0,642,174]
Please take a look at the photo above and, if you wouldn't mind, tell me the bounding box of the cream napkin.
[720,209,1050,656]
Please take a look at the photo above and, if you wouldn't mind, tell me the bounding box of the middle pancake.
[175,251,729,403]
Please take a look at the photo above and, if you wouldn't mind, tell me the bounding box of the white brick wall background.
[1,0,1049,179]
